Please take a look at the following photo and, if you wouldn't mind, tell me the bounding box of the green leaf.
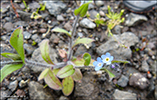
[44,68,62,90]
[72,38,94,48]
[72,58,95,67]
[62,76,74,96]
[38,68,49,81]
[83,53,91,66]
[103,68,115,79]
[57,65,75,79]
[0,64,23,83]
[74,1,92,17]
[1,53,21,61]
[39,39,54,64]
[111,60,130,64]
[52,28,71,37]
[71,69,82,82]
[52,68,60,75]
[10,26,25,63]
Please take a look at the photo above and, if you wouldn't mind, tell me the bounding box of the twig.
[67,15,80,61]
[10,0,19,18]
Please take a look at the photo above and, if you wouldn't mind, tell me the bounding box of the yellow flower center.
[98,63,102,66]
[105,58,109,62]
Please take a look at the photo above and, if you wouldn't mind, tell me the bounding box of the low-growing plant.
[105,5,125,36]
[1,1,129,96]
[30,3,46,19]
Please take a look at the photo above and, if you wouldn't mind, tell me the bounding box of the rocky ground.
[1,0,157,100]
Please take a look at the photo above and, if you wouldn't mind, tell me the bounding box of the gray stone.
[74,45,87,56]
[96,32,139,59]
[28,1,40,9]
[0,43,14,53]
[80,18,96,29]
[23,31,31,39]
[89,10,98,19]
[99,10,105,17]
[3,22,14,32]
[141,60,149,72]
[8,80,18,91]
[31,34,41,43]
[16,10,31,21]
[88,3,95,10]
[30,47,58,73]
[95,1,104,7]
[14,21,29,27]
[1,90,10,100]
[74,72,99,99]
[78,32,83,38]
[113,89,136,100]
[43,1,66,17]
[125,13,148,26]
[117,75,129,87]
[63,21,72,31]
[113,25,121,34]
[24,44,35,55]
[39,28,47,33]
[28,81,54,100]
[57,15,65,21]
[129,73,150,90]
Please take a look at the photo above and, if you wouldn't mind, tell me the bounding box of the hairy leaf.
[38,68,49,81]
[52,28,71,37]
[57,65,75,79]
[83,53,91,66]
[71,69,82,82]
[72,58,95,67]
[39,39,54,64]
[44,68,62,90]
[1,53,21,61]
[62,76,74,96]
[72,38,94,48]
[0,64,23,83]
[10,26,25,63]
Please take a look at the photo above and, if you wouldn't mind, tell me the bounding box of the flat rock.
[96,32,139,59]
[125,13,148,26]
[95,1,104,7]
[129,73,150,90]
[57,15,65,21]
[74,72,99,99]
[80,18,96,29]
[8,80,18,92]
[3,22,14,32]
[113,89,136,100]
[141,60,149,72]
[28,81,54,100]
[117,75,129,87]
[63,21,72,31]
[23,31,31,39]
[89,10,98,19]
[43,1,66,17]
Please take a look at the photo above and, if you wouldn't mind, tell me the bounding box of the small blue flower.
[93,57,104,71]
[101,52,114,65]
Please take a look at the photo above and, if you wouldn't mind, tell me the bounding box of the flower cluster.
[93,52,114,71]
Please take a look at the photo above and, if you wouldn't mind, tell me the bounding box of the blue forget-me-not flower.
[93,52,114,71]
[101,52,114,65]
[93,57,104,71]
